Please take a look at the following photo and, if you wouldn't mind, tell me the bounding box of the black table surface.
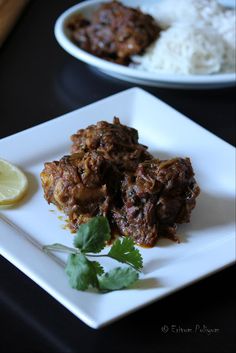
[0,1,235,352]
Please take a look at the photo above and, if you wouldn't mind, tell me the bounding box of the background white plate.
[0,88,235,328]
[54,0,236,89]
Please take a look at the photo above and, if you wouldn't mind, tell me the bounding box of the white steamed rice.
[141,0,224,29]
[133,0,235,74]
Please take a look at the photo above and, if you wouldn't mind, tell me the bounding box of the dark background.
[0,1,235,352]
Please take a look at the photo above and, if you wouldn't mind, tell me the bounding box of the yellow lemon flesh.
[0,159,28,205]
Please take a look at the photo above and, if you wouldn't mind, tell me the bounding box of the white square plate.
[0,88,235,328]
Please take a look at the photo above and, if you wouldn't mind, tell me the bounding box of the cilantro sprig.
[43,216,143,292]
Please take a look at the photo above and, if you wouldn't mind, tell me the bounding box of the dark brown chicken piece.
[41,117,200,247]
[113,158,200,247]
[40,151,119,231]
[67,1,160,64]
[71,117,152,172]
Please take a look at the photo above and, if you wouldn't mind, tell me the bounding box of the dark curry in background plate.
[67,1,160,65]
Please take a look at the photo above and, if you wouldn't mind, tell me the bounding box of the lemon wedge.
[0,159,28,205]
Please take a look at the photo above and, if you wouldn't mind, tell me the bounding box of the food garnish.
[0,159,28,205]
[43,216,143,292]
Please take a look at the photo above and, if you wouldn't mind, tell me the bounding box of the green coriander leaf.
[108,237,143,271]
[91,261,104,276]
[74,216,111,253]
[98,267,139,291]
[65,253,98,290]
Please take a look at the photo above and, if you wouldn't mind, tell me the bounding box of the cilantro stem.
[86,254,109,258]
[43,245,141,272]
[43,243,81,255]
[86,253,141,272]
